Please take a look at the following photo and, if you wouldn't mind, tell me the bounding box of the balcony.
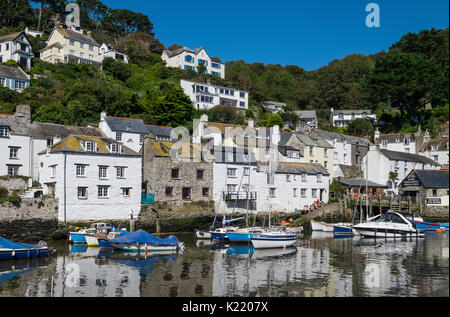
[223,191,257,201]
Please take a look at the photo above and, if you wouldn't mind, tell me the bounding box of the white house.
[419,136,449,168]
[38,135,142,222]
[99,43,129,64]
[99,112,150,153]
[162,47,225,79]
[40,24,101,65]
[180,79,248,111]
[0,105,32,178]
[0,32,33,70]
[261,101,286,114]
[294,110,318,129]
[361,145,441,194]
[0,65,30,92]
[375,127,425,154]
[330,108,377,128]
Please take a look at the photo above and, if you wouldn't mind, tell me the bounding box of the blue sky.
[100,0,448,70]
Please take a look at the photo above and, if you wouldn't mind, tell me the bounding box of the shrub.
[0,186,8,199]
[7,193,21,205]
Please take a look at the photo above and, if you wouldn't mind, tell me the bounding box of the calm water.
[0,231,448,297]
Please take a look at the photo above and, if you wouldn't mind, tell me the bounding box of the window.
[267,173,274,185]
[227,184,237,192]
[301,173,307,182]
[122,188,131,197]
[286,174,291,182]
[211,71,221,77]
[9,147,19,159]
[47,138,54,147]
[171,168,180,179]
[15,81,26,90]
[185,55,194,63]
[89,45,94,51]
[7,165,19,176]
[70,39,75,46]
[301,188,307,198]
[324,161,328,169]
[240,101,246,108]
[80,43,84,49]
[269,188,276,198]
[227,168,237,177]
[431,144,438,151]
[98,186,109,198]
[202,187,209,197]
[116,132,122,142]
[50,165,56,178]
[78,187,88,199]
[99,166,108,179]
[432,189,438,197]
[165,187,173,197]
[240,92,246,98]
[84,141,96,152]
[309,147,314,156]
[293,188,297,197]
[312,189,317,198]
[317,174,322,183]
[116,167,125,179]
[243,167,250,176]
[211,62,221,69]
[344,154,348,163]
[433,155,439,162]
[182,188,191,200]
[0,77,5,87]
[76,165,86,177]
[197,169,204,180]
[324,149,328,158]
[0,126,9,137]
[198,59,208,66]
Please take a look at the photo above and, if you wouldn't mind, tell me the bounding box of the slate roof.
[380,149,441,166]
[147,125,173,139]
[149,140,212,160]
[163,46,205,58]
[419,137,449,152]
[379,132,417,143]
[57,28,99,46]
[274,162,330,176]
[400,170,449,188]
[0,113,30,135]
[0,65,30,81]
[294,110,317,120]
[105,117,150,134]
[278,145,303,157]
[332,109,373,115]
[336,178,389,188]
[29,122,103,139]
[312,129,372,146]
[45,135,139,156]
[0,32,23,43]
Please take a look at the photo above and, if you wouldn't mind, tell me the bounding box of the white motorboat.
[194,230,211,240]
[250,231,298,249]
[310,220,334,232]
[352,211,425,238]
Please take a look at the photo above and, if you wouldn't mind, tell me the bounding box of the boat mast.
[365,155,369,222]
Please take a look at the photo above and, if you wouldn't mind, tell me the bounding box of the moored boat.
[250,231,298,249]
[0,237,50,260]
[310,220,334,232]
[194,230,211,240]
[225,227,266,243]
[209,226,239,241]
[108,230,184,253]
[352,211,425,238]
[413,220,449,231]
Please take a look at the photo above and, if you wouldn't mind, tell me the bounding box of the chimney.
[248,119,254,128]
[100,111,107,122]
[200,114,208,123]
[271,125,281,145]
[374,127,381,144]
[14,104,31,123]
[423,129,431,143]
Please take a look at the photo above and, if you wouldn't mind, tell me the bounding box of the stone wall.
[0,197,59,242]
[0,176,29,193]
[422,205,449,220]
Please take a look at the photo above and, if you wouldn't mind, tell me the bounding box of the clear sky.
[100,0,448,71]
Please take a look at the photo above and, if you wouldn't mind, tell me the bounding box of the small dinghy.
[0,237,51,260]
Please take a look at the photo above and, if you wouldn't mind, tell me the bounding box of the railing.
[223,191,257,201]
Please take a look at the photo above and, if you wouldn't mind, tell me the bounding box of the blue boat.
[0,237,49,260]
[226,228,265,243]
[414,220,449,231]
[69,223,126,244]
[108,230,183,253]
[333,224,354,235]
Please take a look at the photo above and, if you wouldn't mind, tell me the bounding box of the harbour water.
[0,231,448,297]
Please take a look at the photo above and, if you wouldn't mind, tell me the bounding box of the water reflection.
[0,232,447,297]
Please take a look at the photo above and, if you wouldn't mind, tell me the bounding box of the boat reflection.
[0,257,50,287]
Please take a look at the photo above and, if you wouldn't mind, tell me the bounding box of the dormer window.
[84,141,97,152]
[0,126,9,137]
[431,144,438,151]
[110,143,121,154]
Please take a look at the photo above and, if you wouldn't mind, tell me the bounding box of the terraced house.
[38,135,141,222]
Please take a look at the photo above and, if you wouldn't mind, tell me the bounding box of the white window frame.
[227,168,237,177]
[76,164,86,177]
[78,187,88,199]
[122,187,131,198]
[99,166,108,179]
[9,147,19,159]
[116,166,125,179]
[98,186,109,198]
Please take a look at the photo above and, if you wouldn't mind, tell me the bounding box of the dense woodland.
[0,0,448,138]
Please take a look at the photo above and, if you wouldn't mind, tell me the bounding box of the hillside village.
[0,4,449,227]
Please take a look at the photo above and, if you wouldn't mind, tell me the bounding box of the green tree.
[345,118,374,137]
[103,8,153,36]
[147,87,194,127]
